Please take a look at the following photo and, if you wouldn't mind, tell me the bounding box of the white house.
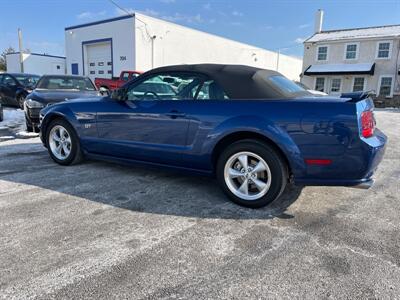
[65,13,302,82]
[301,10,400,106]
[6,52,66,75]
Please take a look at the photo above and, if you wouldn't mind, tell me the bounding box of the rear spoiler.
[340,91,374,102]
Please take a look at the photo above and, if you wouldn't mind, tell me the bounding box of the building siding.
[134,13,302,80]
[301,36,400,106]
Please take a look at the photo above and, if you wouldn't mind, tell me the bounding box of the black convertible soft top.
[143,64,307,99]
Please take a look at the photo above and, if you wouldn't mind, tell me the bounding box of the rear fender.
[204,115,306,177]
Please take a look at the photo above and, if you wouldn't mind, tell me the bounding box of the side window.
[195,80,229,100]
[0,75,3,84]
[3,75,16,86]
[315,77,325,92]
[121,72,130,81]
[353,77,365,92]
[376,41,392,59]
[345,44,358,60]
[378,76,393,97]
[317,46,328,61]
[330,78,341,93]
[126,73,203,101]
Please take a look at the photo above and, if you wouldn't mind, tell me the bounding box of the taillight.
[361,110,375,138]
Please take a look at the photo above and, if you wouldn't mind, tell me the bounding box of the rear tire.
[216,139,288,208]
[46,119,83,165]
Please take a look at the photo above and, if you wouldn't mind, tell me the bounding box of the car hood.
[28,90,100,104]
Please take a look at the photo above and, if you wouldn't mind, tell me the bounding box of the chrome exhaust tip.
[352,179,374,189]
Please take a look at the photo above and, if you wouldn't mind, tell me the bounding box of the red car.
[94,71,142,92]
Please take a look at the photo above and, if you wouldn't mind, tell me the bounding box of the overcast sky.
[1,0,399,58]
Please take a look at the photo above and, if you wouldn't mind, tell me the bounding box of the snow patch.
[0,136,15,141]
[16,131,40,139]
[0,108,37,140]
[0,108,25,131]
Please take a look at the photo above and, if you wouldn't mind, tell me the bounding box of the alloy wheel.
[224,151,272,201]
[48,125,72,160]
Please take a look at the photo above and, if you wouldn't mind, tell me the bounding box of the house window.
[376,42,392,59]
[107,62,112,66]
[378,76,393,97]
[315,77,325,92]
[317,46,328,61]
[98,70,104,74]
[98,62,104,66]
[345,44,358,60]
[330,78,341,93]
[89,63,95,67]
[353,77,365,92]
[90,71,95,75]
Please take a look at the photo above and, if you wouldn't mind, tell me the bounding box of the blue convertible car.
[39,64,386,208]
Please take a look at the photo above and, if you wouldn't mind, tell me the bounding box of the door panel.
[92,72,227,168]
[95,100,190,166]
[1,75,18,105]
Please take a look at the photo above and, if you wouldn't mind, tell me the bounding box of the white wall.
[65,16,136,77]
[6,53,66,75]
[5,53,20,73]
[134,13,302,80]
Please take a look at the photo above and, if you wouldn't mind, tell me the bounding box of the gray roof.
[306,24,400,43]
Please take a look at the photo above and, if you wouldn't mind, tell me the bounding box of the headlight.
[25,99,44,109]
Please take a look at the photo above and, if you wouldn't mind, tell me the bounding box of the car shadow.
[0,142,303,220]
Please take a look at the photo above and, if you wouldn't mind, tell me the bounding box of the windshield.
[36,76,96,91]
[269,75,306,94]
[295,81,310,90]
[14,75,40,87]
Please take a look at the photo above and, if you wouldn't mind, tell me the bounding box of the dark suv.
[0,73,40,108]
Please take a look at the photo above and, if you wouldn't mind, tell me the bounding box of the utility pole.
[276,48,280,72]
[151,35,156,69]
[18,28,24,73]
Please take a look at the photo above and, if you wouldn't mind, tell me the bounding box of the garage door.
[86,42,112,81]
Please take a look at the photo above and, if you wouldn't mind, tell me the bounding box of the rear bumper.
[294,129,387,188]
[352,179,374,189]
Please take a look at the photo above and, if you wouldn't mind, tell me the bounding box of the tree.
[0,47,16,71]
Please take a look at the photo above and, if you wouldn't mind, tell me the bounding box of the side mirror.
[99,87,110,96]
[111,88,126,101]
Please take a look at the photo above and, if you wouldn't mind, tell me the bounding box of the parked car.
[25,75,100,132]
[0,73,40,108]
[94,71,142,93]
[39,64,386,208]
[0,103,3,122]
[295,81,328,96]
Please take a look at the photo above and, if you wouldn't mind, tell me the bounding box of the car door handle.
[166,111,186,118]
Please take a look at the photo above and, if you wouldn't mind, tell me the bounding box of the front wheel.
[216,140,288,208]
[46,119,83,165]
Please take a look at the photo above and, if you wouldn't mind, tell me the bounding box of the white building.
[301,10,400,106]
[6,52,66,75]
[65,13,302,82]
